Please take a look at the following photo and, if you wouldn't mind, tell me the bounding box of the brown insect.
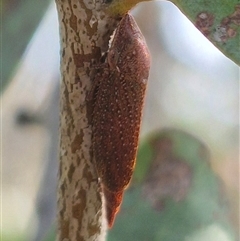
[91,13,151,227]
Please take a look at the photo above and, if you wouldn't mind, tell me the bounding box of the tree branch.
[55,0,119,240]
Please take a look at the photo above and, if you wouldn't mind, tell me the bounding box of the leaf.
[132,140,153,184]
[106,0,151,16]
[2,0,51,91]
[170,0,240,66]
[108,129,237,241]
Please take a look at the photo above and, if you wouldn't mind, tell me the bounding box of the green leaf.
[132,140,153,184]
[170,0,240,66]
[2,0,51,92]
[106,0,152,16]
[108,129,237,241]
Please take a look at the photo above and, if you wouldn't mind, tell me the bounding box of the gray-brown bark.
[55,0,119,240]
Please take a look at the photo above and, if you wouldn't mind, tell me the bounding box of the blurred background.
[2,1,239,240]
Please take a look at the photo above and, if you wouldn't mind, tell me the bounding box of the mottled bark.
[55,0,119,240]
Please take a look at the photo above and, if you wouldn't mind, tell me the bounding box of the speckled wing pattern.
[92,13,151,227]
